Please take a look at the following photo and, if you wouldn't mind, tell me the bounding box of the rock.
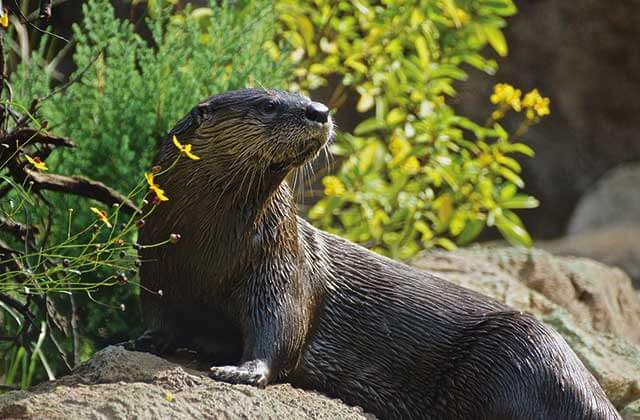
[567,164,640,234]
[2,247,639,418]
[622,399,640,420]
[411,247,640,345]
[0,346,370,420]
[535,163,640,288]
[541,223,640,288]
[411,247,640,413]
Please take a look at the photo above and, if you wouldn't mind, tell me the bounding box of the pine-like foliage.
[16,0,288,218]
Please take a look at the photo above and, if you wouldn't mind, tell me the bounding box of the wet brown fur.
[132,89,620,420]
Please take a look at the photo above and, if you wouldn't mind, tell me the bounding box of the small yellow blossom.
[0,9,9,28]
[172,135,200,160]
[455,8,470,25]
[490,83,522,112]
[402,156,420,175]
[479,153,493,167]
[25,155,48,171]
[145,172,169,202]
[522,89,551,119]
[323,176,345,197]
[90,207,113,228]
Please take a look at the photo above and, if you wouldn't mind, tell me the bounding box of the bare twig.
[24,169,140,214]
[2,128,75,149]
[0,214,39,241]
[11,0,70,44]
[39,0,53,22]
[33,50,101,106]
[26,0,71,22]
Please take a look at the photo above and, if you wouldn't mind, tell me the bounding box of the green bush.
[278,0,548,259]
[3,0,289,388]
[16,0,289,231]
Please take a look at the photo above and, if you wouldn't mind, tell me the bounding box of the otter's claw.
[209,360,270,389]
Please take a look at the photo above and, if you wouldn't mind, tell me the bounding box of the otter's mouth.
[269,136,325,173]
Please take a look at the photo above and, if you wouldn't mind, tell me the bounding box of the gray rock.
[622,399,640,420]
[0,346,370,420]
[541,223,640,288]
[568,163,640,234]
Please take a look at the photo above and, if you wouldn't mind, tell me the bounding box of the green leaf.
[435,237,457,251]
[495,214,532,247]
[484,25,508,57]
[386,108,407,125]
[482,0,518,16]
[497,166,524,188]
[500,194,540,209]
[354,118,386,135]
[456,219,485,245]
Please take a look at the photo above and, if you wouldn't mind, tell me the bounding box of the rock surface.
[538,163,640,288]
[541,223,640,288]
[567,163,640,234]
[1,247,639,418]
[0,346,369,420]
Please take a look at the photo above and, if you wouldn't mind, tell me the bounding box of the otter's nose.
[305,102,329,124]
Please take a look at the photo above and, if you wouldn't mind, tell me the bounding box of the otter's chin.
[269,120,333,173]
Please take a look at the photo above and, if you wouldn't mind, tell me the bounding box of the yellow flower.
[534,97,550,117]
[0,9,9,28]
[145,172,169,202]
[172,135,200,160]
[90,207,113,228]
[402,156,420,175]
[491,109,504,121]
[490,83,521,111]
[25,155,48,171]
[455,8,470,25]
[523,89,551,119]
[322,176,345,197]
[479,153,493,167]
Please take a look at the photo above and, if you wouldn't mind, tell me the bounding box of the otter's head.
[163,89,334,191]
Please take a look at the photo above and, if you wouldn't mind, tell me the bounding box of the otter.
[130,89,620,420]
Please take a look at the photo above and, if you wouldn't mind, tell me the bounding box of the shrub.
[278,0,549,259]
[2,0,289,388]
[15,0,289,232]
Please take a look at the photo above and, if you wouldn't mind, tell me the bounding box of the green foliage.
[278,0,546,259]
[3,0,289,388]
[15,0,289,230]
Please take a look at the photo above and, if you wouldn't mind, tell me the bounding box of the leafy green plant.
[3,0,290,388]
[15,0,289,233]
[278,0,549,259]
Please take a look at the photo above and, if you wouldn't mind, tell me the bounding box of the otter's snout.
[305,102,329,124]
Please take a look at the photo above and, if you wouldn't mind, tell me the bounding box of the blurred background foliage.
[278,0,547,259]
[1,0,548,388]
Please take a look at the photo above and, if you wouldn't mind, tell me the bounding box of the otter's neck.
[170,174,300,275]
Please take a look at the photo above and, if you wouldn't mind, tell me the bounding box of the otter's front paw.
[118,329,175,355]
[209,360,270,389]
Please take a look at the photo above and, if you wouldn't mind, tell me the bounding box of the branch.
[0,239,24,275]
[25,169,140,214]
[39,0,52,22]
[0,215,39,241]
[2,128,75,149]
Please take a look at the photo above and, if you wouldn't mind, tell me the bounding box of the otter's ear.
[194,103,212,125]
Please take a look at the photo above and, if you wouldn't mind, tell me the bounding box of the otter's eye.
[261,100,277,114]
